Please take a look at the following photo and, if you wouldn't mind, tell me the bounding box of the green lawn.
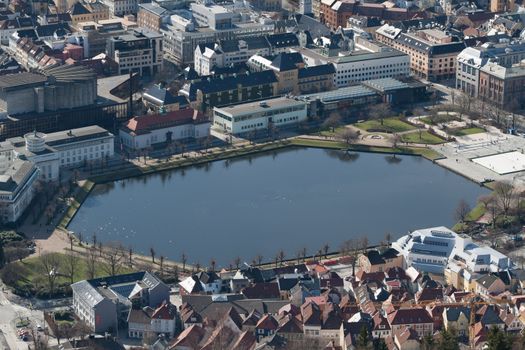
[6,252,134,293]
[449,127,485,136]
[401,131,445,145]
[355,118,415,133]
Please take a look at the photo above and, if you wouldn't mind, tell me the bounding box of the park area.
[355,118,415,133]
[0,250,134,298]
[449,127,486,136]
[401,131,445,145]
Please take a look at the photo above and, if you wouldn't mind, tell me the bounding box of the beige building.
[69,1,110,26]
[376,25,466,81]
[443,307,470,337]
[490,0,515,12]
[358,248,403,273]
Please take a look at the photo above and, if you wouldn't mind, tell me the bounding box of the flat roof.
[362,78,409,92]
[300,84,376,103]
[214,97,305,116]
[45,126,113,147]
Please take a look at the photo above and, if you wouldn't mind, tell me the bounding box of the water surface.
[69,148,488,267]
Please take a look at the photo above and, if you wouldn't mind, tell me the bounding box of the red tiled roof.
[123,108,207,134]
[256,314,279,330]
[388,308,433,325]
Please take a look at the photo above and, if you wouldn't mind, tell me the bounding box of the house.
[475,274,506,296]
[387,308,434,337]
[443,307,470,337]
[120,109,211,151]
[394,327,420,350]
[127,301,178,339]
[242,283,281,300]
[70,271,169,332]
[142,84,189,113]
[255,314,279,340]
[372,312,391,338]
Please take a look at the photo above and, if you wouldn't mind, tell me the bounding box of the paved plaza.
[472,151,525,175]
[430,128,525,187]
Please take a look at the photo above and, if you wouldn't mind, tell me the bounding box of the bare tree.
[40,253,61,294]
[233,256,241,269]
[385,233,392,245]
[65,249,79,285]
[150,247,156,264]
[322,112,342,132]
[301,247,307,262]
[102,243,124,276]
[160,256,165,278]
[368,103,391,126]
[86,247,98,280]
[454,199,471,223]
[277,249,285,267]
[255,254,263,266]
[210,258,216,272]
[323,243,329,259]
[479,195,498,227]
[493,181,515,216]
[392,133,401,149]
[337,128,360,147]
[181,252,187,272]
[128,246,133,267]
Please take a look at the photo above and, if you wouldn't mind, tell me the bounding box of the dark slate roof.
[277,277,299,292]
[188,71,277,99]
[271,52,303,71]
[220,36,270,53]
[396,33,466,55]
[445,307,470,322]
[70,1,91,15]
[293,14,331,37]
[266,32,299,48]
[35,23,71,38]
[144,85,187,106]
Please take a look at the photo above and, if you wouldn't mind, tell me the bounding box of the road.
[0,287,46,350]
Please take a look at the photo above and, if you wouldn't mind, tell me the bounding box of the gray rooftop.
[300,84,376,103]
[214,97,306,116]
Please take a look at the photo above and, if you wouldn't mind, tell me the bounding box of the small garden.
[400,130,446,145]
[448,127,486,136]
[355,117,415,133]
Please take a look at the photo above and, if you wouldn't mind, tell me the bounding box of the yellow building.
[69,1,110,26]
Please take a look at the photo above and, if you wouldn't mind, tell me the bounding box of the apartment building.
[456,41,525,97]
[376,25,466,81]
[106,29,163,75]
[137,2,169,32]
[296,47,409,88]
[478,61,525,109]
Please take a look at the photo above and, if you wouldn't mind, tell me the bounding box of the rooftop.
[214,97,305,116]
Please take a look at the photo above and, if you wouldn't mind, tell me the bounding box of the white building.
[120,108,210,150]
[294,47,410,88]
[392,226,512,275]
[4,127,114,182]
[213,97,307,135]
[0,148,39,224]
